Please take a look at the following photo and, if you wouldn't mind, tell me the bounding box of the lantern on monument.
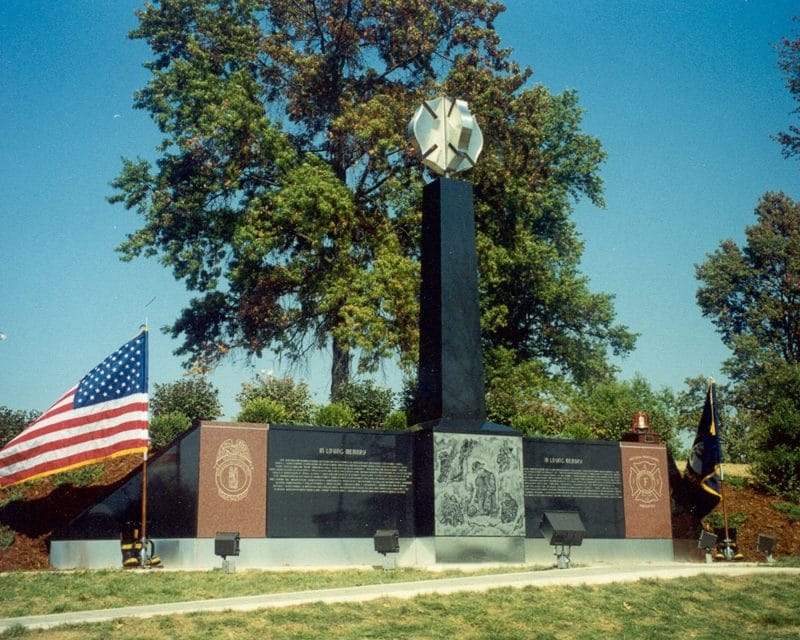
[408,97,483,176]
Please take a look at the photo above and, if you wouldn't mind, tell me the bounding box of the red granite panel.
[620,442,672,539]
[196,422,268,537]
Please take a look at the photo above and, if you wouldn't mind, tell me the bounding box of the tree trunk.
[330,335,351,399]
[328,124,352,399]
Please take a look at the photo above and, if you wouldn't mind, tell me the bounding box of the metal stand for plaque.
[756,534,777,563]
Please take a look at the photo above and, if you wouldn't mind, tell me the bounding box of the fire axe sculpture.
[408,97,511,433]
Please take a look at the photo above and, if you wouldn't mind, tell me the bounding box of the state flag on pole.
[683,380,723,517]
[0,328,149,488]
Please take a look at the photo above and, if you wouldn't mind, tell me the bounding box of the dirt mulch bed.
[717,483,800,560]
[0,456,142,572]
[1,460,798,571]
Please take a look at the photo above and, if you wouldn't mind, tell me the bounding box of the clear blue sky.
[1,1,798,420]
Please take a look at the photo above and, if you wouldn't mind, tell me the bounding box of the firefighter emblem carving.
[214,439,253,501]
[628,456,663,505]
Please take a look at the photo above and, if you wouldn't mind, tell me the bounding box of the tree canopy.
[111,0,635,397]
[776,17,800,160]
[693,19,800,489]
[696,192,800,391]
[696,192,800,489]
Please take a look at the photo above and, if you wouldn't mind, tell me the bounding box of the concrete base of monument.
[434,537,525,563]
[50,538,437,570]
[50,537,675,570]
[524,538,674,566]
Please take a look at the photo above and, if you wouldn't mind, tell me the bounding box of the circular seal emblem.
[628,456,663,505]
[214,439,253,502]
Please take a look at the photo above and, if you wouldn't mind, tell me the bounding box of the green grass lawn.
[1,570,799,639]
[0,567,538,618]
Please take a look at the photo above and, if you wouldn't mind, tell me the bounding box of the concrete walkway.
[2,563,798,632]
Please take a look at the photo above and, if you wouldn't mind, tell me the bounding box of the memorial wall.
[53,422,673,547]
[54,427,201,540]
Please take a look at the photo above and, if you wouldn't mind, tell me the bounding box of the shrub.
[0,524,15,550]
[149,412,192,449]
[150,377,221,422]
[561,422,596,441]
[332,379,394,429]
[704,510,747,531]
[237,398,290,424]
[751,441,800,497]
[51,463,105,488]
[236,374,313,423]
[772,501,800,521]
[313,403,358,428]
[0,486,25,508]
[724,474,750,489]
[383,411,408,431]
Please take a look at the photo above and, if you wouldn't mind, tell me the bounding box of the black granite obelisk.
[413,177,510,433]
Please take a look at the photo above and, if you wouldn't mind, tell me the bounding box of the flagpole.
[141,450,148,563]
[720,457,731,555]
[140,323,150,565]
[710,379,735,561]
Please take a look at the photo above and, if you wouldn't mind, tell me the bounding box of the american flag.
[0,328,149,488]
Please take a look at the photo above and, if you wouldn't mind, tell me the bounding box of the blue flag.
[683,381,723,516]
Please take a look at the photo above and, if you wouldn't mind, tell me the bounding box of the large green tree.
[696,192,800,390]
[696,193,800,490]
[775,16,800,159]
[676,376,749,463]
[111,0,634,397]
[568,375,680,449]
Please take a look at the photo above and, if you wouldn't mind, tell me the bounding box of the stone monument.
[48,98,674,570]
[408,98,526,562]
[408,97,491,432]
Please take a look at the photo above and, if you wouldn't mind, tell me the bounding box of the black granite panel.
[523,439,625,539]
[267,425,415,538]
[412,429,435,536]
[52,427,200,540]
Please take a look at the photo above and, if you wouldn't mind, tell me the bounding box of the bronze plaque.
[620,443,672,539]
[196,422,268,538]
